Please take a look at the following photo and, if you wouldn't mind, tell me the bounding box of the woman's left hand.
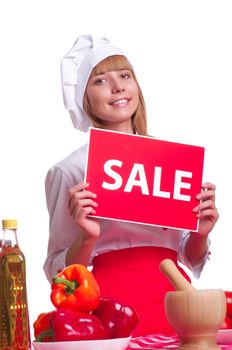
[193,182,219,236]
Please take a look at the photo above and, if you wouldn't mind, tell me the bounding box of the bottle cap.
[0,239,12,245]
[2,219,17,229]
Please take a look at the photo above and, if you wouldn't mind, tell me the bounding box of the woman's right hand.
[68,183,100,240]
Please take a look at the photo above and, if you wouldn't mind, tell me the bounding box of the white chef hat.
[61,35,125,132]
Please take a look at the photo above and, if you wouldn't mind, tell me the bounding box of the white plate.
[216,329,232,344]
[32,336,131,350]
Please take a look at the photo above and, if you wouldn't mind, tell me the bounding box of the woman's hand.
[193,182,219,237]
[68,183,100,240]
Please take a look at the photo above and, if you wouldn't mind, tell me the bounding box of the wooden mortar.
[160,259,226,350]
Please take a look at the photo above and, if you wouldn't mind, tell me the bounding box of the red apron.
[92,246,191,337]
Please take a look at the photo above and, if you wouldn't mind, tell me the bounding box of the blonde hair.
[83,55,148,136]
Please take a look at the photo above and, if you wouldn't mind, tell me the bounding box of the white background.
[0,0,232,337]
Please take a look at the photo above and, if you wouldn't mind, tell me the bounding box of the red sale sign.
[85,128,205,231]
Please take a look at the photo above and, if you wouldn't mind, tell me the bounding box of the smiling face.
[83,55,142,134]
[85,69,139,133]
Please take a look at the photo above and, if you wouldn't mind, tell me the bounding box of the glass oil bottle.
[0,219,30,350]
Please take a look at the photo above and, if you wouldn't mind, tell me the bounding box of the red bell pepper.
[33,311,54,342]
[220,315,232,330]
[225,291,232,317]
[33,309,105,342]
[51,264,100,313]
[92,298,139,338]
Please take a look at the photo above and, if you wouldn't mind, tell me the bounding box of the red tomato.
[225,291,232,317]
[220,315,232,329]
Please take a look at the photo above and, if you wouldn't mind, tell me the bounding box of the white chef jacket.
[43,143,210,283]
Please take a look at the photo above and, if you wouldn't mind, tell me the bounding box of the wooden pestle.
[160,259,195,291]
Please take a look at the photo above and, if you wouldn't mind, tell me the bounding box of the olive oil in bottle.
[0,220,30,350]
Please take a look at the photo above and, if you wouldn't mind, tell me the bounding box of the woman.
[44,35,219,336]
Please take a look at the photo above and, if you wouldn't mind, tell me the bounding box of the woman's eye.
[94,77,107,85]
[121,72,131,79]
